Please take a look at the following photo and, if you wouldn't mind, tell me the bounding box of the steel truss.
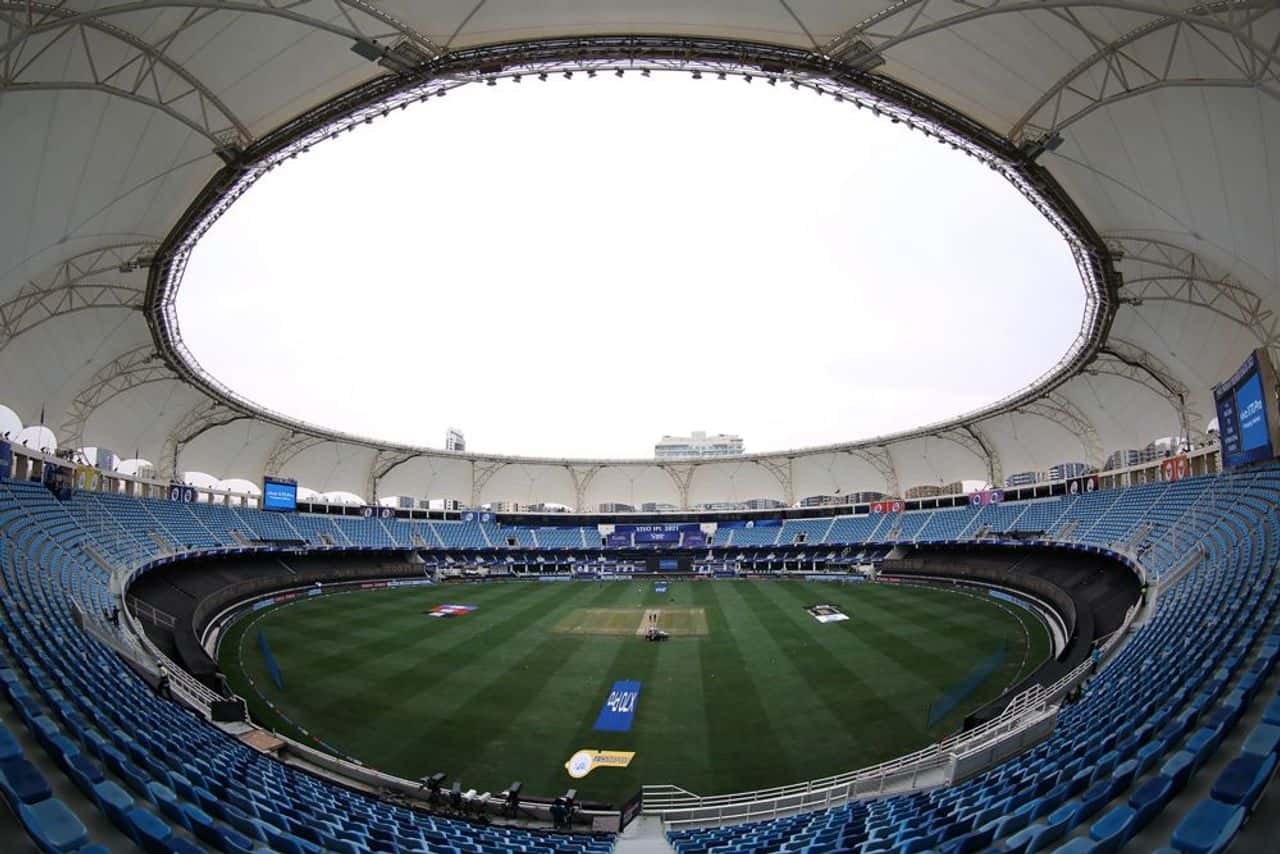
[0,242,155,352]
[824,1,1280,143]
[138,34,1118,502]
[0,1,440,147]
[1090,337,1207,442]
[1109,235,1280,356]
[1017,392,1106,466]
[60,345,173,449]
[158,398,245,480]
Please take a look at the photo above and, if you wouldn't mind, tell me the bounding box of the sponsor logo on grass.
[593,680,642,732]
[425,604,477,618]
[654,583,668,593]
[805,604,850,624]
[564,749,637,779]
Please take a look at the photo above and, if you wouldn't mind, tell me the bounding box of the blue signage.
[262,476,298,512]
[594,680,642,732]
[0,440,10,476]
[635,530,680,544]
[1215,349,1279,469]
[606,532,632,548]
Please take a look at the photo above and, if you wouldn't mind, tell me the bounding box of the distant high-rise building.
[1005,471,1042,487]
[654,431,743,460]
[743,498,787,510]
[640,502,679,513]
[598,502,635,513]
[94,448,118,472]
[1104,449,1145,470]
[445,428,465,452]
[905,481,964,499]
[1048,461,1090,481]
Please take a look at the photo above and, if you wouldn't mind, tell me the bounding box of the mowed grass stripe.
[695,581,798,793]
[719,581,888,775]
[221,578,1049,804]
[768,581,985,701]
[309,581,630,733]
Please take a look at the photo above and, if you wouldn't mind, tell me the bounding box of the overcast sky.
[178,73,1083,460]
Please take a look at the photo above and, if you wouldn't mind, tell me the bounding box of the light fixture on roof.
[790,80,800,89]
[486,77,497,86]
[691,70,701,79]
[615,68,624,77]
[641,68,650,77]
[512,74,521,83]
[717,71,726,80]
[587,69,596,78]
[538,72,548,81]
[767,77,776,85]
[563,70,573,79]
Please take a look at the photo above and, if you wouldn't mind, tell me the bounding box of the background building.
[655,431,744,460]
[445,428,465,452]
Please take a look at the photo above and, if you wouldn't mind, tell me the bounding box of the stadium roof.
[1,2,1276,510]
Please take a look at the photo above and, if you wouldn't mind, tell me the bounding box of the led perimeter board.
[1214,348,1280,469]
[262,476,299,512]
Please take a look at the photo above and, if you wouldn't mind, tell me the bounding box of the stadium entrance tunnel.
[117,540,1144,812]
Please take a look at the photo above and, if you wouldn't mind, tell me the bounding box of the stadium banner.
[0,440,10,477]
[634,530,680,544]
[1160,455,1191,482]
[168,483,196,503]
[1065,475,1100,495]
[74,465,100,492]
[593,680,642,732]
[870,501,905,513]
[968,489,1004,507]
[564,749,636,780]
[682,531,707,548]
[615,523,701,534]
[605,532,632,548]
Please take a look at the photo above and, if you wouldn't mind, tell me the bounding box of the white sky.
[179,74,1083,459]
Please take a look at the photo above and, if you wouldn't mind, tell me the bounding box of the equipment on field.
[502,782,522,817]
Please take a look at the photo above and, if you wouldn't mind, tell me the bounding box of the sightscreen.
[262,476,298,512]
[1214,348,1280,469]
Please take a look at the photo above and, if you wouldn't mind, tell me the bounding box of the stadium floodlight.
[563,70,573,79]
[641,68,650,77]
[717,71,726,80]
[691,70,702,79]
[512,73,522,82]
[538,72,548,81]
[587,69,596,78]
[486,78,497,86]
[424,772,446,791]
[767,77,776,85]
[615,68,624,77]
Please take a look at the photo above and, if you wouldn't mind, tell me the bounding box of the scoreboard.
[1214,348,1280,469]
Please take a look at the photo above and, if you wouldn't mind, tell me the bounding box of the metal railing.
[644,681,1059,828]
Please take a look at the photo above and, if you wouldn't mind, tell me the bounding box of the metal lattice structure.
[1,2,1274,507]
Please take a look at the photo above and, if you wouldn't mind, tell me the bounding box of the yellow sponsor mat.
[564,749,636,779]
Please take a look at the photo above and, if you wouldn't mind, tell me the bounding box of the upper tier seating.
[0,477,616,853]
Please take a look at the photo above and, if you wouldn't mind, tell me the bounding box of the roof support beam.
[263,432,327,477]
[157,399,245,481]
[1091,338,1207,443]
[1018,392,1106,466]
[0,242,154,352]
[470,460,506,508]
[567,465,604,513]
[1012,1,1280,145]
[366,449,421,503]
[60,345,173,449]
[0,2,250,145]
[1108,235,1280,357]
